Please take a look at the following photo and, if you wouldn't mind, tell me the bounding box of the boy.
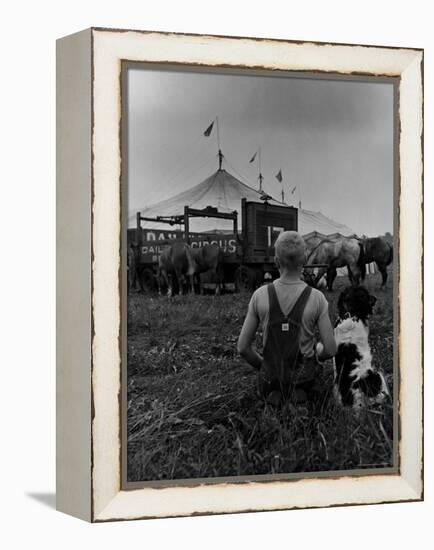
[237,231,336,406]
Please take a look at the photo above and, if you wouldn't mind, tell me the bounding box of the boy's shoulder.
[310,286,328,299]
[252,283,270,297]
[251,282,328,302]
[250,284,269,305]
[308,288,330,318]
[252,281,307,301]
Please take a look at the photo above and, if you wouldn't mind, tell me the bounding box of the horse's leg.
[327,267,337,291]
[166,273,173,297]
[348,263,361,286]
[193,273,200,294]
[328,268,336,291]
[353,269,361,286]
[219,265,225,294]
[136,266,144,293]
[156,268,161,295]
[183,269,195,294]
[187,266,196,294]
[213,266,222,296]
[378,263,388,286]
[182,273,191,295]
[174,269,183,295]
[132,262,137,291]
[158,269,165,296]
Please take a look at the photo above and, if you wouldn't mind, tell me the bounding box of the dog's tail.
[358,241,366,281]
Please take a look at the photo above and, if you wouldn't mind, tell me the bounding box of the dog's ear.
[369,295,377,308]
[337,287,350,316]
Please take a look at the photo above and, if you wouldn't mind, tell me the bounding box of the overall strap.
[267,283,283,319]
[286,285,312,324]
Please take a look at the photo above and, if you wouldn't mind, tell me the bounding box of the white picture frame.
[56,27,423,522]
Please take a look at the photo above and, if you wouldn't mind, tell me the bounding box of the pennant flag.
[291,185,297,194]
[275,169,283,183]
[203,121,214,137]
[249,151,257,163]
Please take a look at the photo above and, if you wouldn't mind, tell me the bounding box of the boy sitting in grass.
[237,231,336,407]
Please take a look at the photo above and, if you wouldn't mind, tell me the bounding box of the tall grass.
[127,273,394,482]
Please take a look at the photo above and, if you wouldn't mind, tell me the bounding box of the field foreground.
[127,273,394,482]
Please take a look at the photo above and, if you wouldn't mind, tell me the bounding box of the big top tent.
[128,167,356,237]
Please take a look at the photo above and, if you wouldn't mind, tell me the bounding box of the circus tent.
[128,167,356,237]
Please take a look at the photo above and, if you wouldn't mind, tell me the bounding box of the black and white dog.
[332,286,389,410]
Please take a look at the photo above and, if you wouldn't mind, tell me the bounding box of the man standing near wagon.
[237,231,336,407]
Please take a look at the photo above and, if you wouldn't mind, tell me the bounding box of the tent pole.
[218,149,223,171]
[216,116,220,150]
[216,116,223,170]
[184,206,190,244]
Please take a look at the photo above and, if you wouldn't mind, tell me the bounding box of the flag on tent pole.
[275,169,283,183]
[249,151,257,163]
[203,121,214,137]
[291,185,297,194]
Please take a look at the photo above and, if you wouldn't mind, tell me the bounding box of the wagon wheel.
[235,266,256,292]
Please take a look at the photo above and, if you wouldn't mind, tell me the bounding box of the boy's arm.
[237,307,263,370]
[316,312,337,361]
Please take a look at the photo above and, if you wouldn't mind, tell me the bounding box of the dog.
[332,286,389,410]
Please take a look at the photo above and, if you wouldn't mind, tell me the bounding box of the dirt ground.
[127,271,394,482]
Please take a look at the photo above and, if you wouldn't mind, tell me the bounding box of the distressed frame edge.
[90,29,423,522]
[90,25,424,54]
[396,51,424,500]
[94,477,421,523]
[56,27,93,522]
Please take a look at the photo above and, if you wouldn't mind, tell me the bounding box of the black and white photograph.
[124,64,396,484]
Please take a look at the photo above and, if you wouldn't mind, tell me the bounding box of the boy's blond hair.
[275,231,306,270]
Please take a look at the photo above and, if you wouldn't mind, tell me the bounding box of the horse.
[127,243,140,292]
[303,233,338,289]
[304,237,365,291]
[157,242,195,297]
[190,243,225,295]
[304,233,331,259]
[362,237,393,286]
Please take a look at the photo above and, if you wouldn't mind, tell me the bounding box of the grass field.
[127,272,394,482]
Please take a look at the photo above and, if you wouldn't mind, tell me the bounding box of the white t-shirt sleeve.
[247,288,263,321]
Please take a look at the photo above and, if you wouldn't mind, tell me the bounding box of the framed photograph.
[56,28,423,522]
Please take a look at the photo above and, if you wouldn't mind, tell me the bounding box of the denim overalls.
[257,283,320,402]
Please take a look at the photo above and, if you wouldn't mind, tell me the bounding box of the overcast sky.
[127,67,394,236]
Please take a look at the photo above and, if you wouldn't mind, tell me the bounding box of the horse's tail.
[358,241,366,281]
